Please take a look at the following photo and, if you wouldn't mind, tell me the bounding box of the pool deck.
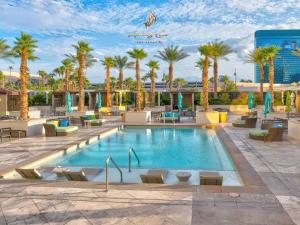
[0,119,299,224]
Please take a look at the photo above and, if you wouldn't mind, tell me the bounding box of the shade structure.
[66,92,72,113]
[248,92,254,110]
[97,92,102,110]
[178,92,183,111]
[264,92,272,118]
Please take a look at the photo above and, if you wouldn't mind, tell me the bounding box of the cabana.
[170,90,195,111]
[52,91,79,112]
[0,88,20,115]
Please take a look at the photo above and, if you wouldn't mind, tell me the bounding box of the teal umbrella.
[178,92,183,111]
[97,92,102,110]
[248,92,254,110]
[66,92,72,113]
[264,92,272,118]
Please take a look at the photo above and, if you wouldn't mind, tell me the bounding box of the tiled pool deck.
[0,121,299,225]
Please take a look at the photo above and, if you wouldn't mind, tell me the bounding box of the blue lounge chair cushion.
[59,119,69,127]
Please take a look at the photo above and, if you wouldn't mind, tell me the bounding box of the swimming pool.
[47,127,236,172]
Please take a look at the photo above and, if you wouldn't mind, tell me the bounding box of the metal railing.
[128,147,140,172]
[105,156,123,192]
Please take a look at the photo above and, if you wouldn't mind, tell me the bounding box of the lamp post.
[234,68,237,90]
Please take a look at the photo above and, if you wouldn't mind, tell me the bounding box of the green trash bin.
[219,112,227,123]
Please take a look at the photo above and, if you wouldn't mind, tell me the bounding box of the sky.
[1,0,300,84]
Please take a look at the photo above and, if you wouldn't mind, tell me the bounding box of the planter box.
[196,111,220,125]
[0,118,47,137]
[8,110,41,119]
[66,110,94,118]
[288,119,300,140]
[125,111,151,124]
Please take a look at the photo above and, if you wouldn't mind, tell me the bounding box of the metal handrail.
[105,156,123,192]
[128,147,140,172]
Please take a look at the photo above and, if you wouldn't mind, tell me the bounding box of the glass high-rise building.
[255,30,300,84]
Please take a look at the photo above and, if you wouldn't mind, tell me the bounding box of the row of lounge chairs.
[232,111,286,141]
[15,168,223,185]
[0,127,27,143]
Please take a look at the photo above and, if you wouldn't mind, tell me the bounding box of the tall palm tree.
[245,48,267,100]
[53,66,65,90]
[210,41,232,97]
[72,41,94,112]
[155,45,189,92]
[37,70,47,87]
[198,44,214,111]
[62,58,74,91]
[263,46,281,104]
[114,56,134,90]
[12,32,38,120]
[127,48,148,111]
[0,39,12,61]
[101,57,116,107]
[146,60,159,107]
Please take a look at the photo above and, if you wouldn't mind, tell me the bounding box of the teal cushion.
[249,129,268,136]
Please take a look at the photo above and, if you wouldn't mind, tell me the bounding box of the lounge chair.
[160,112,180,123]
[43,123,78,137]
[80,115,103,127]
[249,127,284,141]
[140,170,168,183]
[62,168,103,181]
[232,117,257,128]
[0,128,11,143]
[241,111,257,120]
[199,172,223,185]
[15,168,42,179]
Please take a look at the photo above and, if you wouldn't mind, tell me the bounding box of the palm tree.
[245,48,267,100]
[174,77,186,90]
[198,44,214,111]
[12,32,38,120]
[146,60,159,107]
[53,66,65,90]
[162,73,169,92]
[127,48,148,111]
[37,70,47,87]
[155,45,189,92]
[72,41,94,112]
[263,46,281,104]
[0,39,12,61]
[101,57,116,107]
[210,41,232,97]
[62,58,74,91]
[114,56,134,90]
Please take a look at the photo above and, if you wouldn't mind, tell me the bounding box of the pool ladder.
[105,156,123,192]
[128,147,140,172]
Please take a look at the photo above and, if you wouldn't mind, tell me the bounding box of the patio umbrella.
[97,92,102,110]
[66,92,72,113]
[178,92,183,111]
[263,92,272,118]
[247,92,254,111]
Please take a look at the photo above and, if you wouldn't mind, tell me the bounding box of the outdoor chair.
[249,127,284,142]
[43,123,78,137]
[241,111,257,120]
[160,112,180,123]
[232,117,257,128]
[199,172,223,185]
[0,128,11,143]
[62,168,103,181]
[80,115,103,127]
[140,170,168,184]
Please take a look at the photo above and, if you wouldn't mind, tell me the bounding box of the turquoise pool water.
[47,127,235,171]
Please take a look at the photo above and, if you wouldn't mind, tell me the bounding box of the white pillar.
[192,93,195,111]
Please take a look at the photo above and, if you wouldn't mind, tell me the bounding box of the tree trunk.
[106,66,111,107]
[65,67,70,91]
[202,56,209,112]
[150,68,155,107]
[136,59,141,111]
[78,54,85,112]
[169,63,173,92]
[119,69,123,90]
[20,50,28,120]
[259,64,264,100]
[268,58,274,105]
[213,57,218,98]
